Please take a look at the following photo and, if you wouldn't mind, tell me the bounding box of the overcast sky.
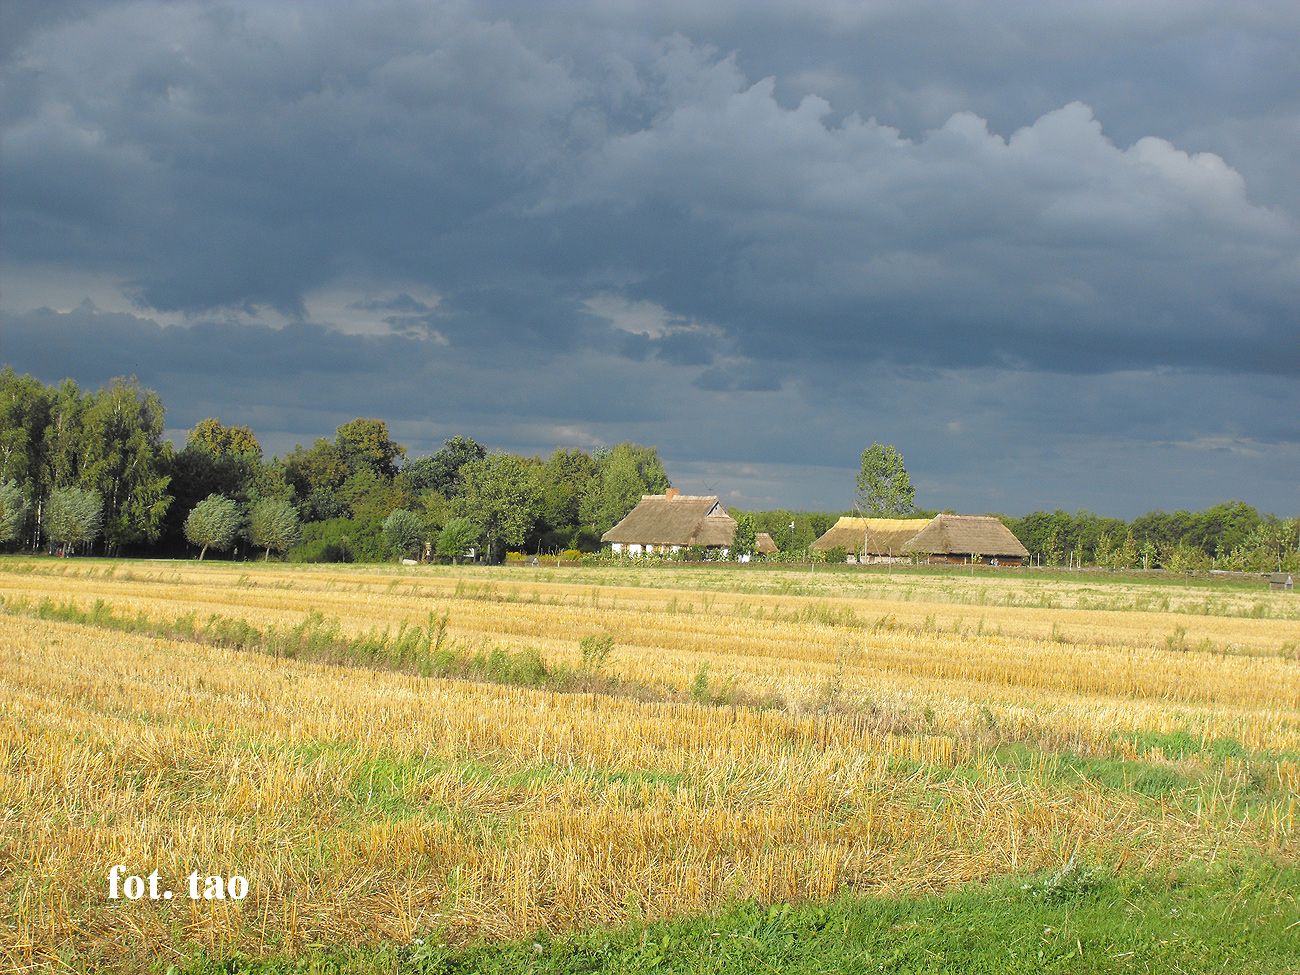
[2,1,1297,516]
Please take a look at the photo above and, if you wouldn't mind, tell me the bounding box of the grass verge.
[172,860,1299,975]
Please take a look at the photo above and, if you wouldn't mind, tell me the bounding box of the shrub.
[690,663,711,704]
[579,632,615,673]
[289,517,387,563]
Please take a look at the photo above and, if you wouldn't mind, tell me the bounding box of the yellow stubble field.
[0,558,1297,969]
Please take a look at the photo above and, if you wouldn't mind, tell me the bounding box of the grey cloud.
[1,0,1297,514]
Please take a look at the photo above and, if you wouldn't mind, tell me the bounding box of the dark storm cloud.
[1,0,1298,513]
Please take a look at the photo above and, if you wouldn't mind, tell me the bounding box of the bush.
[289,516,387,563]
[579,632,615,673]
[825,545,848,564]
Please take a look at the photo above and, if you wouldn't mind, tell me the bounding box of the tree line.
[0,369,1295,570]
[0,369,672,563]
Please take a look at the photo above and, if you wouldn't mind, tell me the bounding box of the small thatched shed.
[810,517,932,561]
[755,532,778,556]
[601,489,737,555]
[901,514,1029,565]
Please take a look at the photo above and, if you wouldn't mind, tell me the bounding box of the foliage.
[249,498,300,559]
[578,632,616,673]
[1,369,1296,568]
[188,418,262,459]
[335,417,406,478]
[455,454,542,562]
[437,517,479,561]
[580,442,671,536]
[183,494,243,560]
[855,442,916,515]
[76,377,173,551]
[731,513,757,559]
[45,486,102,552]
[282,438,350,521]
[339,466,411,522]
[381,509,426,560]
[288,516,387,563]
[0,367,50,491]
[0,479,28,547]
[399,435,487,495]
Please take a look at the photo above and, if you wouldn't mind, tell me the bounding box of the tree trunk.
[264,546,271,561]
[199,544,208,561]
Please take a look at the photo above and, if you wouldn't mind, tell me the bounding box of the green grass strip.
[172,859,1299,974]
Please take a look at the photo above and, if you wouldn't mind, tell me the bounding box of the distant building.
[601,488,736,556]
[901,514,1030,565]
[755,532,778,557]
[1269,573,1295,591]
[810,517,932,562]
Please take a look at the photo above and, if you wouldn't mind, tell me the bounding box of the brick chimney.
[665,487,680,500]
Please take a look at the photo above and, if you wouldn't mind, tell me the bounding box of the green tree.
[536,448,599,547]
[335,418,406,478]
[283,438,350,520]
[382,509,426,560]
[855,443,915,515]
[249,498,300,560]
[401,436,488,496]
[46,486,102,554]
[455,454,542,562]
[0,480,28,547]
[165,419,265,548]
[731,513,757,560]
[188,418,262,459]
[184,494,242,560]
[78,377,173,552]
[340,467,411,522]
[581,443,671,535]
[437,517,478,562]
[0,368,51,493]
[39,379,89,543]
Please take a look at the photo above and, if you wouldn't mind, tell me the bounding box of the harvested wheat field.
[1,558,1298,972]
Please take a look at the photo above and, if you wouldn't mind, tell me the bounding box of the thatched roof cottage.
[810,517,932,562]
[754,532,778,556]
[601,489,737,556]
[901,514,1029,565]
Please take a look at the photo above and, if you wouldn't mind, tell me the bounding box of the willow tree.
[46,486,102,554]
[184,494,242,560]
[249,498,300,560]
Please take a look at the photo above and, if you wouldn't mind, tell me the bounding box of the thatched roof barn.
[601,489,736,554]
[810,517,932,559]
[755,532,778,556]
[901,514,1029,564]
